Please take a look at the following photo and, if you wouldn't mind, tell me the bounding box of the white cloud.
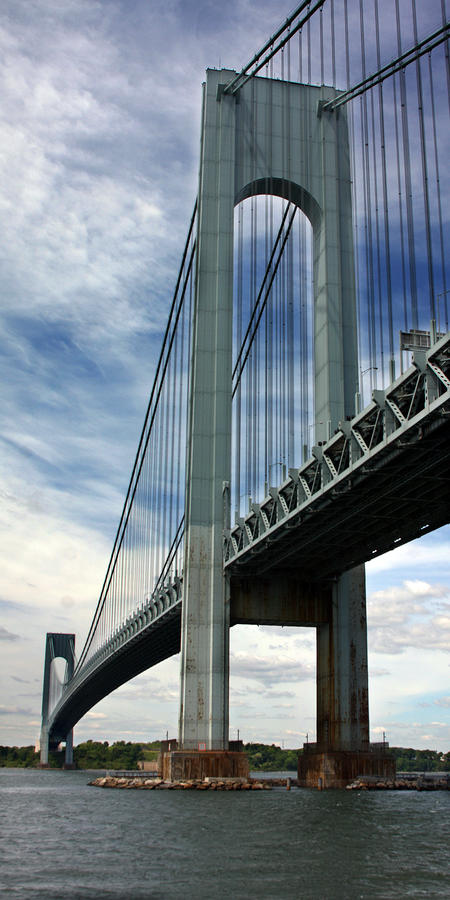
[368,538,450,575]
[0,626,20,642]
[367,579,450,655]
[0,705,33,716]
[231,652,314,685]
[370,718,450,750]
[435,697,450,709]
[0,480,110,619]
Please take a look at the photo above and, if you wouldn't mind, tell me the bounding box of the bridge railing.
[47,577,183,731]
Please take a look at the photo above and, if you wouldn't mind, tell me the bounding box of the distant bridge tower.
[167,69,392,787]
[40,633,75,768]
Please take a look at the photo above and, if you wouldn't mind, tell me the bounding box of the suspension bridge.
[40,0,450,788]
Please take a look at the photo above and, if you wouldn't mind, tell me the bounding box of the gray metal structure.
[40,633,75,765]
[180,69,360,752]
[225,334,450,575]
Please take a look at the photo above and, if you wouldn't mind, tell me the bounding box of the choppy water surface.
[1,768,449,899]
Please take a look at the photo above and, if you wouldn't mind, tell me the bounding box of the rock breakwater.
[346,775,450,791]
[89,775,277,790]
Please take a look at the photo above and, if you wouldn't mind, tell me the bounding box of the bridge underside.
[48,610,181,747]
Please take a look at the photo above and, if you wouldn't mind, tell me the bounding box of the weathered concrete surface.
[298,746,395,789]
[317,566,370,752]
[230,576,331,626]
[162,750,249,783]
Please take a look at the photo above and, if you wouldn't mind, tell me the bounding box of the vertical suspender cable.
[299,27,302,83]
[344,0,363,398]
[175,272,186,572]
[370,86,384,385]
[161,347,168,581]
[168,324,177,581]
[428,51,448,331]
[393,71,409,331]
[307,16,311,84]
[264,167,269,488]
[359,0,376,391]
[396,0,418,329]
[320,5,324,84]
[331,0,336,87]
[375,0,395,378]
[234,204,243,518]
[412,0,436,322]
[268,182,274,486]
[287,50,295,467]
[441,0,450,117]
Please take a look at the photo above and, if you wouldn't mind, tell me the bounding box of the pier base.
[161,750,249,783]
[298,744,396,789]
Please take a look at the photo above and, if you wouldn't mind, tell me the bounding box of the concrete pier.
[161,751,249,783]
[298,745,395,789]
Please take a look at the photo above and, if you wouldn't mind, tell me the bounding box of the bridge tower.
[164,69,393,787]
[40,633,75,768]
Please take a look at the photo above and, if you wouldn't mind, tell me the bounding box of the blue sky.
[0,0,448,752]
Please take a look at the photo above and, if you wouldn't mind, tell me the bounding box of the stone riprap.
[346,775,450,791]
[88,775,277,790]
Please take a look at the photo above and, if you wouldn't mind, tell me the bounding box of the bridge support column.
[39,632,75,768]
[317,565,370,751]
[178,69,237,763]
[298,567,394,787]
[39,726,49,768]
[63,730,74,769]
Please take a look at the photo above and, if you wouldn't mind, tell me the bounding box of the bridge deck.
[225,335,450,579]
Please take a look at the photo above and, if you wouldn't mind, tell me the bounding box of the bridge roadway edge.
[225,392,450,579]
[47,609,181,747]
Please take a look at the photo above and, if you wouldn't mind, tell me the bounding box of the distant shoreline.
[2,741,449,775]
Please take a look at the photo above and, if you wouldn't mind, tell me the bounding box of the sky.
[0,0,449,753]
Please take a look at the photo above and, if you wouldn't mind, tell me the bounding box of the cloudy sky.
[0,0,448,753]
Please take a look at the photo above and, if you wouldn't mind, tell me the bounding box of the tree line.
[1,741,449,771]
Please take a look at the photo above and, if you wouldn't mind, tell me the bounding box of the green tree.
[244,743,300,771]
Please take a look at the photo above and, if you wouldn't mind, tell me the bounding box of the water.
[1,769,449,899]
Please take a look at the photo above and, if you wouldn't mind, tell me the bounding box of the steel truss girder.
[224,332,450,578]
